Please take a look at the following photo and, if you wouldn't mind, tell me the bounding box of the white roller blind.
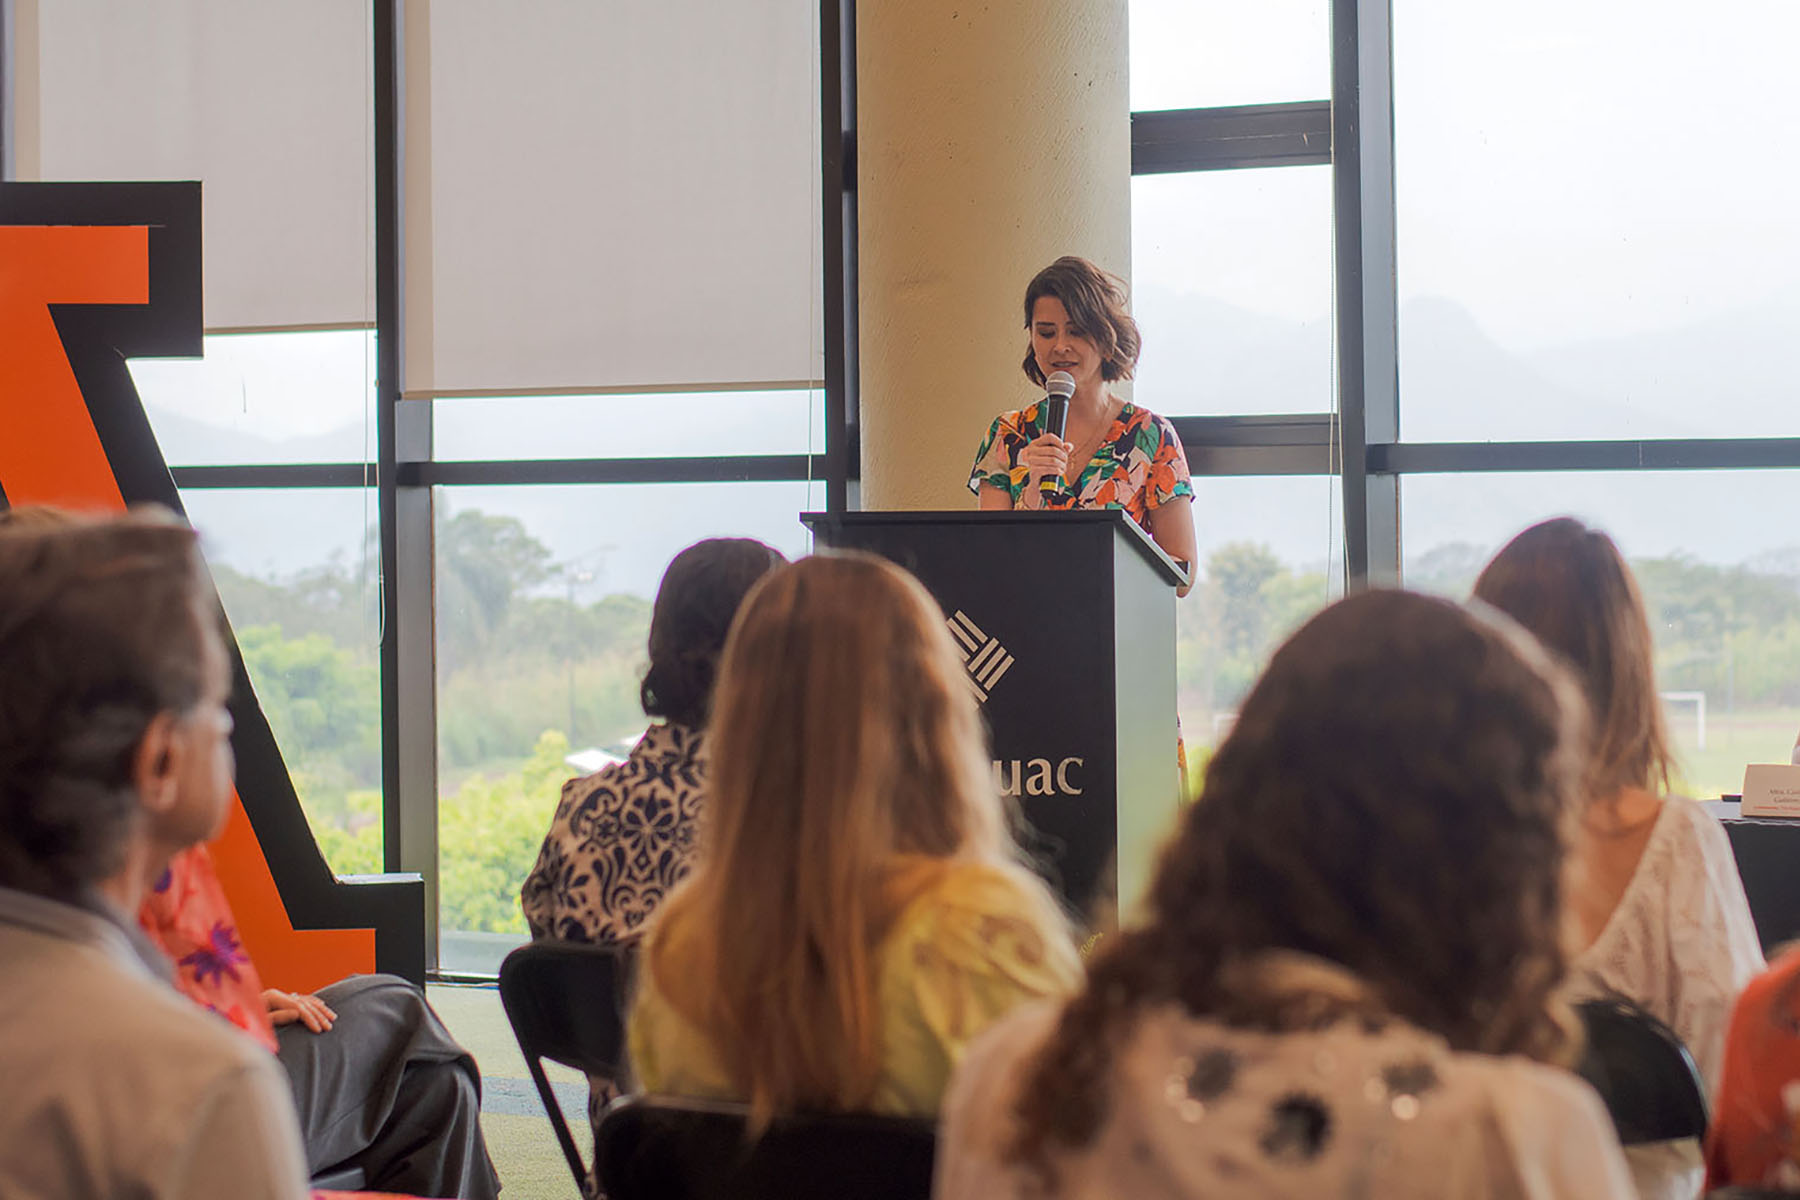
[26,0,375,332]
[422,0,822,395]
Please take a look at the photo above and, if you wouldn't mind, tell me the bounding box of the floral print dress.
[971,398,1197,789]
[139,844,279,1051]
[967,400,1194,531]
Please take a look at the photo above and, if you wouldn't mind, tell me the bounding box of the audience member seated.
[0,492,505,1200]
[934,589,1635,1200]
[1707,947,1800,1190]
[0,511,310,1199]
[629,552,1082,1126]
[139,844,499,1198]
[521,538,785,944]
[1474,518,1764,1200]
[520,535,783,1129]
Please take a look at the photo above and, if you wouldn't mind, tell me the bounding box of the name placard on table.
[1741,764,1800,819]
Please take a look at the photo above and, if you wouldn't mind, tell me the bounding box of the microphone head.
[1046,371,1076,400]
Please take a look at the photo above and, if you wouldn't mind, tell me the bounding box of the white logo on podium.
[948,610,1014,702]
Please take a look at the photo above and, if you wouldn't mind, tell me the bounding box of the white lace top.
[1570,796,1764,1091]
[1569,796,1765,1200]
[937,962,1636,1200]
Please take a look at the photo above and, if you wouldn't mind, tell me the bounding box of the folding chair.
[1576,994,1709,1145]
[498,940,635,1195]
[594,1094,937,1200]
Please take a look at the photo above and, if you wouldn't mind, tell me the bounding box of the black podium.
[1705,800,1800,953]
[803,510,1187,923]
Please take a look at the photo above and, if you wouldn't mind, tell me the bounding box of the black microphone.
[1038,371,1077,502]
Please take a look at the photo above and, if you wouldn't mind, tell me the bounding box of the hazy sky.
[1132,0,1800,347]
[126,0,1800,590]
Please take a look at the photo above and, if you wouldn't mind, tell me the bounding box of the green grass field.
[1668,706,1800,800]
[1178,701,1799,803]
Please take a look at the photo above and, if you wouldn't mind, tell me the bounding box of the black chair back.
[498,940,635,1194]
[1575,995,1709,1145]
[594,1095,937,1200]
[1706,1188,1800,1198]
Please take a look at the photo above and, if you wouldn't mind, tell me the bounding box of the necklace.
[1062,397,1124,491]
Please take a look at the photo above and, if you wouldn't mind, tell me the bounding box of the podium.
[802,510,1187,923]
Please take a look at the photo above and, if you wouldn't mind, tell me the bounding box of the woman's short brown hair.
[1472,517,1674,801]
[0,507,217,898]
[1021,256,1142,387]
[640,537,787,730]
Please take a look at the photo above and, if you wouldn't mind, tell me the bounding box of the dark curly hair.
[1021,256,1142,387]
[640,538,787,729]
[0,507,217,899]
[1005,589,1588,1184]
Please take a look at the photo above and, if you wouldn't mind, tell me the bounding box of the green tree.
[213,558,378,654]
[439,729,573,935]
[1210,542,1283,657]
[436,509,554,673]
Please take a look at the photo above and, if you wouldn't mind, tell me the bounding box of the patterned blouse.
[139,844,280,1053]
[521,722,706,945]
[968,400,1194,531]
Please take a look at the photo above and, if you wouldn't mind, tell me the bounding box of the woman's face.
[1030,296,1105,390]
[168,622,237,845]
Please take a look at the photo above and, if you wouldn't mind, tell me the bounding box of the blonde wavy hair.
[642,552,1066,1125]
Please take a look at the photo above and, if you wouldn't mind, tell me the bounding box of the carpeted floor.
[428,983,594,1200]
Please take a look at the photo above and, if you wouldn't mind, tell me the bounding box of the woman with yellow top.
[628,552,1081,1124]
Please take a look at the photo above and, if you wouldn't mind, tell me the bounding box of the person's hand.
[264,988,336,1033]
[1021,433,1073,500]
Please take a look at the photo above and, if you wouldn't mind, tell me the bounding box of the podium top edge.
[800,510,1191,589]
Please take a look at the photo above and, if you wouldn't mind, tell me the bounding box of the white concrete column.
[856,0,1133,510]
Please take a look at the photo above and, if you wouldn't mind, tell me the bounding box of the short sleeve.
[1667,803,1766,1089]
[902,867,1081,1070]
[968,410,1034,500]
[1143,413,1193,510]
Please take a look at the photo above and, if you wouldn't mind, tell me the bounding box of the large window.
[1127,1,1342,776]
[1403,471,1800,800]
[1129,0,1329,112]
[1178,476,1343,765]
[1127,0,1800,813]
[137,329,381,877]
[25,0,1798,980]
[132,330,377,466]
[430,479,821,975]
[1132,167,1334,416]
[1393,0,1800,441]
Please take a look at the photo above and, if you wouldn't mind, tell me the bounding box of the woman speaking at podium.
[968,256,1197,594]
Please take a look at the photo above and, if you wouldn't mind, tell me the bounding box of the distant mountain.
[146,403,374,467]
[1134,286,1332,416]
[1398,297,1645,441]
[146,288,1800,582]
[1526,289,1800,441]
